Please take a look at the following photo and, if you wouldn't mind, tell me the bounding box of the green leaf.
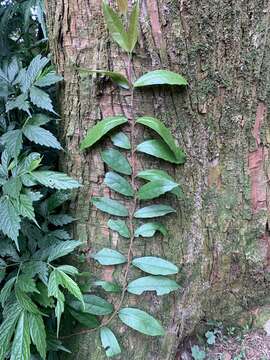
[15,288,41,315]
[57,270,84,304]
[127,1,140,52]
[92,197,129,217]
[101,148,132,175]
[127,276,180,295]
[132,256,179,275]
[137,169,182,197]
[31,171,81,189]
[56,265,79,275]
[0,303,22,360]
[102,1,130,52]
[191,345,206,360]
[134,70,187,88]
[28,313,46,359]
[111,132,131,149]
[104,171,134,197]
[30,86,56,113]
[0,277,16,306]
[100,327,121,358]
[20,55,50,93]
[16,194,37,225]
[68,307,100,328]
[2,177,22,198]
[134,205,175,218]
[34,71,63,87]
[136,116,185,162]
[80,116,127,150]
[0,197,21,245]
[70,295,113,316]
[138,179,179,200]
[10,311,31,360]
[6,94,31,115]
[137,139,184,164]
[94,280,121,293]
[16,275,39,293]
[1,129,23,158]
[92,248,127,265]
[108,219,130,238]
[23,125,62,149]
[118,308,165,336]
[48,214,75,226]
[47,240,81,262]
[78,68,129,89]
[135,222,168,237]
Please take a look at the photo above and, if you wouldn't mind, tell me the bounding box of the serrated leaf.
[28,313,46,359]
[0,197,21,245]
[15,288,41,315]
[111,132,131,149]
[0,276,16,306]
[5,94,31,115]
[132,256,179,275]
[138,179,179,200]
[48,214,75,226]
[127,1,140,52]
[16,275,39,293]
[136,116,185,162]
[0,303,22,360]
[118,308,165,336]
[80,116,127,150]
[68,307,100,328]
[16,194,37,225]
[108,219,130,238]
[134,205,175,218]
[47,240,81,262]
[137,139,184,164]
[56,265,79,275]
[102,1,130,52]
[31,171,81,189]
[23,125,62,149]
[134,70,187,88]
[104,171,134,196]
[57,270,84,304]
[94,280,121,293]
[92,248,127,265]
[101,148,132,175]
[1,129,23,158]
[2,177,22,198]
[78,68,129,89]
[92,197,129,217]
[27,113,51,126]
[10,311,31,360]
[100,327,121,358]
[137,169,182,197]
[70,295,113,316]
[29,86,56,113]
[20,55,50,93]
[135,222,168,238]
[34,71,63,87]
[127,276,180,295]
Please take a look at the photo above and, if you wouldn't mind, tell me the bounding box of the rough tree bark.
[45,0,270,359]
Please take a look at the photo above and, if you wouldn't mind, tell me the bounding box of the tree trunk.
[45,0,270,359]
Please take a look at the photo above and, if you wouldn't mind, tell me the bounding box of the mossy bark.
[45,0,270,359]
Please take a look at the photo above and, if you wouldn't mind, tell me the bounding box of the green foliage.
[77,0,187,357]
[191,345,206,360]
[0,1,85,358]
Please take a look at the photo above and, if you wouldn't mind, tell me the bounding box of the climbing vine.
[77,1,188,357]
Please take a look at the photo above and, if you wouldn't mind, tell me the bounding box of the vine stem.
[61,54,136,339]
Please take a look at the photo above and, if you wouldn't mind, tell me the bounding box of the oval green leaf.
[94,280,121,293]
[127,276,180,295]
[80,116,127,150]
[100,327,121,358]
[134,70,187,88]
[92,197,129,217]
[103,1,130,52]
[136,116,185,162]
[92,248,127,265]
[132,256,179,275]
[104,172,134,197]
[135,222,168,238]
[118,308,165,336]
[137,169,182,197]
[138,179,179,200]
[137,139,185,164]
[77,68,129,89]
[134,205,175,218]
[111,132,131,149]
[69,295,113,316]
[68,307,100,328]
[101,148,132,175]
[108,219,130,238]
